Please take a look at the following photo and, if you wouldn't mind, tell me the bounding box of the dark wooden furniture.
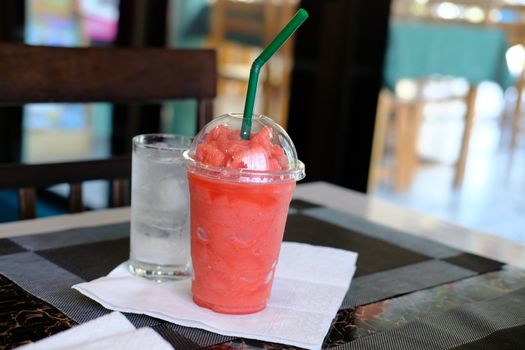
[0,43,217,220]
[0,157,131,219]
[208,0,298,126]
[0,43,216,129]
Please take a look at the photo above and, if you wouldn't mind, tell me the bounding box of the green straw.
[240,8,309,140]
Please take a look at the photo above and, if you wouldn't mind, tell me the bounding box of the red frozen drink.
[184,113,305,314]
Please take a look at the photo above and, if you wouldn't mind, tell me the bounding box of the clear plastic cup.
[129,134,193,281]
[184,113,305,314]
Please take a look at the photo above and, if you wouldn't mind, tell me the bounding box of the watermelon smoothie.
[184,113,305,314]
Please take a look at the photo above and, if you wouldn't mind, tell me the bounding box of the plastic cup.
[183,113,305,314]
[129,134,193,281]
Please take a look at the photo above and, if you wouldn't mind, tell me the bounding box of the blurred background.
[0,0,524,244]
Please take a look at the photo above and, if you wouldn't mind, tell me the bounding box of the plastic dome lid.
[184,113,305,183]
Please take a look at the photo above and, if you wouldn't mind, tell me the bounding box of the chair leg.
[510,104,522,149]
[393,100,414,190]
[69,183,83,213]
[511,68,525,149]
[197,99,214,130]
[454,85,478,188]
[406,99,424,185]
[18,187,36,220]
[112,179,130,207]
[368,89,392,192]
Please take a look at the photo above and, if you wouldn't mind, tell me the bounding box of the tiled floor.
[374,87,525,244]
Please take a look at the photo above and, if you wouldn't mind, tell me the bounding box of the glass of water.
[128,134,193,281]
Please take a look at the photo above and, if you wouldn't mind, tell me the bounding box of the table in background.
[1,182,525,349]
[372,22,514,190]
[384,22,512,90]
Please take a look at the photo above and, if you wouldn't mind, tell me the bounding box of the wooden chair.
[391,0,525,149]
[0,157,132,219]
[0,43,216,220]
[208,0,298,127]
[369,80,478,192]
[369,15,513,192]
[487,2,525,149]
[392,0,493,26]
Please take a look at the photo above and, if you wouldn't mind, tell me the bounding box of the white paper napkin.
[73,242,358,350]
[16,311,173,350]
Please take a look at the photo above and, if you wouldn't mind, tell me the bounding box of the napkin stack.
[17,312,172,350]
[73,242,357,350]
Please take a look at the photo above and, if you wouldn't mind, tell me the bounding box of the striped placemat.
[1,200,523,350]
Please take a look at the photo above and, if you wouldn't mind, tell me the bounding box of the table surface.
[3,181,523,268]
[1,181,525,349]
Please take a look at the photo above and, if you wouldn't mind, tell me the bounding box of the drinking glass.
[128,134,192,281]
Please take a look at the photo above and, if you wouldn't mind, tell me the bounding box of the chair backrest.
[0,157,131,219]
[391,0,493,26]
[207,0,298,125]
[0,43,217,220]
[210,0,272,48]
[486,2,525,47]
[0,43,216,127]
[391,0,525,46]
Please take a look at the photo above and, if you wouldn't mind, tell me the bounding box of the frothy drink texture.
[188,124,296,314]
[194,125,289,171]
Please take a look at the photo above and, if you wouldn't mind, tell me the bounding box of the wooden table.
[374,22,514,189]
[3,182,523,268]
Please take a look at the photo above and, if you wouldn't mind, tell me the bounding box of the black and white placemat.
[1,200,523,350]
